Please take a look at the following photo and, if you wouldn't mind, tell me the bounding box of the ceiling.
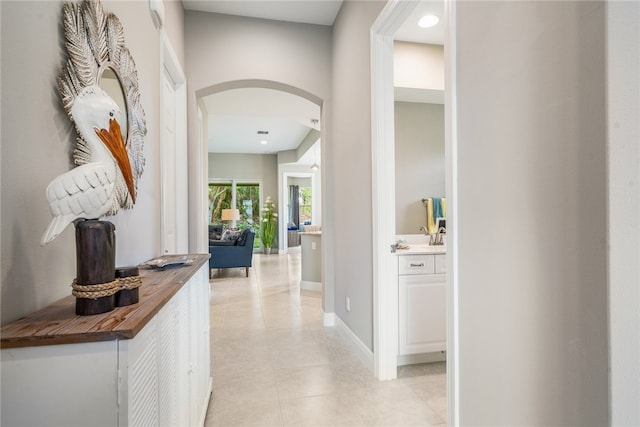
[182,0,343,26]
[203,87,321,157]
[187,0,445,161]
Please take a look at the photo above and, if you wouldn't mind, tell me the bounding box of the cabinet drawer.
[435,254,446,274]
[399,255,435,275]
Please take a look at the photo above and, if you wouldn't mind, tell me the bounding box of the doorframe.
[370,0,458,423]
[280,171,319,254]
[160,32,188,254]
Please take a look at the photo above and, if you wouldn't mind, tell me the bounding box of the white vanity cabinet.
[398,252,446,355]
[1,255,212,427]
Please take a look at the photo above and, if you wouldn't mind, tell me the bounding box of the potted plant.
[260,196,278,253]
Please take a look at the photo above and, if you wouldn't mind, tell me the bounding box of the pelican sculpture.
[40,86,135,245]
[41,0,146,246]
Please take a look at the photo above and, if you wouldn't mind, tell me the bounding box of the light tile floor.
[204,251,447,427]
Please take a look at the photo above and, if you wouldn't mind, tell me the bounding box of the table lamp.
[221,208,240,229]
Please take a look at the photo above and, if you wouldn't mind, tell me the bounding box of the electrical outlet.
[311,241,316,250]
[346,297,351,312]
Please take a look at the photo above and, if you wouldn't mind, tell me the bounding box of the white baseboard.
[397,351,446,366]
[199,377,213,426]
[334,315,374,371]
[323,311,335,326]
[301,280,322,292]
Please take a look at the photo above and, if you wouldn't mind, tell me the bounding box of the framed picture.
[436,218,446,233]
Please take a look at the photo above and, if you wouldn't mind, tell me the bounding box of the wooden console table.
[1,254,212,427]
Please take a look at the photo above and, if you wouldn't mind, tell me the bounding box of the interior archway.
[198,79,329,317]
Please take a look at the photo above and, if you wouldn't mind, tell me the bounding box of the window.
[299,186,312,225]
[208,181,260,233]
[208,182,232,224]
[235,182,260,230]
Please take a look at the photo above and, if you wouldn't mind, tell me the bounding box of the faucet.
[420,226,429,235]
[431,227,446,245]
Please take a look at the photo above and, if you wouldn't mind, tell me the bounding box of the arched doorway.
[197,80,330,317]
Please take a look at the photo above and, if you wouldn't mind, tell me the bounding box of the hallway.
[204,252,447,426]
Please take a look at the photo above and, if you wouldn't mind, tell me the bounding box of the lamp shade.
[221,208,240,221]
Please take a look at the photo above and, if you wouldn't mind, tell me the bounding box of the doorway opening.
[197,80,328,311]
[199,82,322,252]
[281,159,321,254]
[371,0,457,423]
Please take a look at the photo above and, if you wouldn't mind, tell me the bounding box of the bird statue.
[40,86,135,245]
[41,0,146,246]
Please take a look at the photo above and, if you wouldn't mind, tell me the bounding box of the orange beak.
[95,118,136,203]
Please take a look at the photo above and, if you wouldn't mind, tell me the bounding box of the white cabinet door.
[122,317,159,427]
[189,266,212,426]
[398,274,446,355]
[176,282,192,427]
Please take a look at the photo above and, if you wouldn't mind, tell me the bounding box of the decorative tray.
[143,255,193,269]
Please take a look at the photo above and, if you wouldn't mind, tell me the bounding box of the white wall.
[607,1,640,424]
[331,0,387,350]
[394,102,445,234]
[0,0,176,324]
[208,153,278,202]
[393,41,444,91]
[455,1,608,424]
[162,0,185,71]
[288,177,311,187]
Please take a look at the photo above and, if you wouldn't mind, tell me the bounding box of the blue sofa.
[208,227,255,278]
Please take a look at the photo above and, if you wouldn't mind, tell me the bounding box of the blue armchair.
[208,228,255,278]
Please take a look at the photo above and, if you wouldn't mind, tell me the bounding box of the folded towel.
[426,197,447,234]
[432,197,443,220]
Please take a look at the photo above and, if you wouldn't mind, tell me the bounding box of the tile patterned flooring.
[204,251,447,426]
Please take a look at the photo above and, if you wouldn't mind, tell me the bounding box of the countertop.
[395,244,446,255]
[0,254,209,349]
[394,234,447,255]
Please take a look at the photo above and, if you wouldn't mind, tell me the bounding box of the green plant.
[260,196,278,248]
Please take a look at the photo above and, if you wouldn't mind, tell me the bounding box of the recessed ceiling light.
[418,14,439,28]
[260,140,268,145]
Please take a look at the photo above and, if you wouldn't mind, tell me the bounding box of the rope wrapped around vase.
[118,275,142,291]
[71,279,120,300]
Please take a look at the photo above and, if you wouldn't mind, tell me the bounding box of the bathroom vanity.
[396,238,446,360]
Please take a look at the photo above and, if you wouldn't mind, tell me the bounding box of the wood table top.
[0,254,209,349]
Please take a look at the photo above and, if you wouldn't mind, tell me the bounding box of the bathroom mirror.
[58,0,146,210]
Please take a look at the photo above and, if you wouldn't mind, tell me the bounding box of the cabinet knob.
[410,263,424,267]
